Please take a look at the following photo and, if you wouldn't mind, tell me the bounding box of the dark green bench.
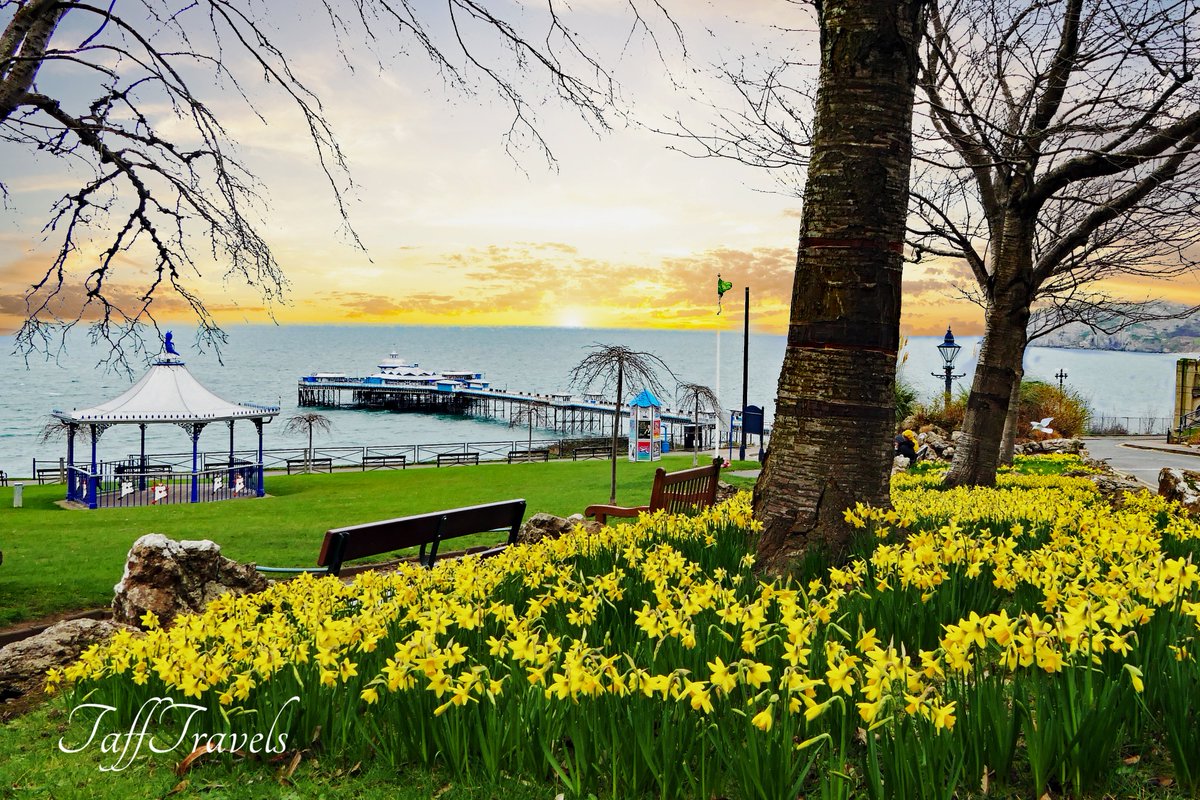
[315,499,527,576]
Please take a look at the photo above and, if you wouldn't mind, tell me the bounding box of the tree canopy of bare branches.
[569,343,672,504]
[913,0,1200,485]
[0,0,680,368]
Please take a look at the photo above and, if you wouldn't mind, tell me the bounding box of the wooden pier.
[297,378,719,447]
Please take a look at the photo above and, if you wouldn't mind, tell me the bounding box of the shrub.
[908,390,968,432]
[894,377,919,423]
[1016,380,1090,439]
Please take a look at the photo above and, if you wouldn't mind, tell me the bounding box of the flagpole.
[714,327,721,457]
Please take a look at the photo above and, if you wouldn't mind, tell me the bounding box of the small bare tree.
[569,344,673,505]
[676,381,721,466]
[283,412,332,474]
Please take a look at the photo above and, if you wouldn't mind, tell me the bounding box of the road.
[1082,436,1200,487]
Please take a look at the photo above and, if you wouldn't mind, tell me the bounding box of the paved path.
[1082,436,1200,487]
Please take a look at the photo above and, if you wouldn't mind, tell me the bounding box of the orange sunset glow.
[1,2,1188,340]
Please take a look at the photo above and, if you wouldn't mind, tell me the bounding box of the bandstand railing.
[65,461,265,509]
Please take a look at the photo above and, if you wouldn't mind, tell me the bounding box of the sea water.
[0,324,1192,477]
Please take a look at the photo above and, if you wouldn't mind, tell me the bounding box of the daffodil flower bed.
[51,455,1200,799]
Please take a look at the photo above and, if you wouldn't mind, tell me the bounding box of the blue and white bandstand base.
[52,340,279,509]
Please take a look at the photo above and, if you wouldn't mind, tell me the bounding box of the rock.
[943,446,955,459]
[891,455,911,476]
[1089,474,1146,508]
[1016,438,1088,456]
[517,513,602,545]
[0,618,131,700]
[1159,468,1200,515]
[950,430,963,442]
[920,431,950,458]
[900,415,919,433]
[715,480,739,505]
[112,534,268,629]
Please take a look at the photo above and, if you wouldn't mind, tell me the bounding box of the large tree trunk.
[945,221,1035,486]
[753,0,924,574]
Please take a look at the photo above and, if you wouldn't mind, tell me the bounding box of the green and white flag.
[716,275,733,315]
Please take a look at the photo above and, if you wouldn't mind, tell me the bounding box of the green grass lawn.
[0,705,550,800]
[0,455,759,627]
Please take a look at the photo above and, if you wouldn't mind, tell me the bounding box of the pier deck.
[298,378,719,444]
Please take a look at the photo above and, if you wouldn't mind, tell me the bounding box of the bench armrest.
[583,504,650,525]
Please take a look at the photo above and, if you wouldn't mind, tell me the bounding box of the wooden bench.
[286,457,333,474]
[35,467,64,484]
[436,452,480,467]
[573,445,614,461]
[585,457,723,525]
[362,454,408,471]
[507,449,550,464]
[315,499,527,576]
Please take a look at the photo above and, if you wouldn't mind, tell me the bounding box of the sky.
[2,0,1197,339]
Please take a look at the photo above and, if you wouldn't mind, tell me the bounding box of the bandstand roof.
[53,353,280,425]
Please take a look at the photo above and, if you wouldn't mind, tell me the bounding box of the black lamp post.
[1055,369,1068,391]
[932,327,965,407]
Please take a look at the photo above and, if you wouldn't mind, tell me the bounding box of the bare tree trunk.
[998,367,1022,466]
[945,260,1032,486]
[753,0,924,573]
[609,364,623,504]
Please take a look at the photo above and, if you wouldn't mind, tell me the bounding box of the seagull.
[1030,417,1055,435]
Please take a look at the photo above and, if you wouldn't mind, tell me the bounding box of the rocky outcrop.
[0,618,131,700]
[112,534,267,629]
[517,513,602,546]
[1159,468,1200,515]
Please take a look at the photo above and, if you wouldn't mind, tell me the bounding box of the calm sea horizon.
[0,324,1192,477]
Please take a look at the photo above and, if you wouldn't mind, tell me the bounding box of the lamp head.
[936,326,961,368]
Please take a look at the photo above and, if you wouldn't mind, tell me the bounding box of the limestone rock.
[517,513,601,546]
[1159,468,1200,515]
[0,618,131,700]
[950,430,963,443]
[892,455,911,477]
[112,534,267,629]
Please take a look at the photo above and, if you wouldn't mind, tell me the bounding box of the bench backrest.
[317,499,527,576]
[648,457,723,516]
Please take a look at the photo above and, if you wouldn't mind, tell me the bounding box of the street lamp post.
[1055,369,1068,391]
[932,327,965,408]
